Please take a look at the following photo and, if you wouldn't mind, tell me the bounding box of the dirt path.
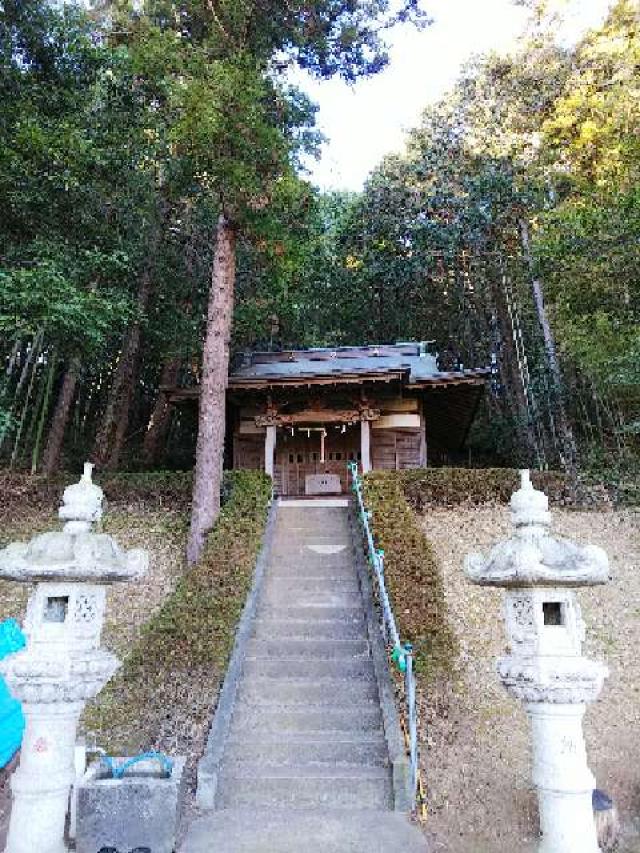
[418,505,640,853]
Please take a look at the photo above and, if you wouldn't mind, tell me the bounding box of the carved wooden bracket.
[255,408,380,427]
[358,406,381,422]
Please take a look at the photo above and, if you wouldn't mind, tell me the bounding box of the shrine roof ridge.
[230,342,491,387]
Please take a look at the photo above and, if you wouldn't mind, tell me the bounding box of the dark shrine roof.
[229,342,490,390]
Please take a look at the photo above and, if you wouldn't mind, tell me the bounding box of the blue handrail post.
[404,642,418,805]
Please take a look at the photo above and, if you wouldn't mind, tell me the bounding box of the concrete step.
[270,547,351,558]
[245,638,369,659]
[181,809,429,853]
[268,556,352,567]
[275,532,351,546]
[242,657,376,680]
[187,500,429,852]
[271,527,350,537]
[270,542,352,552]
[266,563,356,578]
[261,590,362,609]
[258,605,364,622]
[270,533,351,544]
[263,577,360,595]
[271,533,350,543]
[268,548,352,561]
[229,707,382,735]
[216,765,392,810]
[274,511,349,523]
[236,677,379,706]
[223,734,388,766]
[252,618,366,641]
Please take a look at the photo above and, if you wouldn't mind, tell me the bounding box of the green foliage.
[128,469,270,668]
[536,183,640,397]
[2,0,638,480]
[541,0,640,191]
[288,2,639,476]
[284,35,574,352]
[123,0,427,80]
[529,2,640,468]
[107,0,427,223]
[362,471,457,678]
[0,261,133,353]
[0,0,164,399]
[398,467,571,510]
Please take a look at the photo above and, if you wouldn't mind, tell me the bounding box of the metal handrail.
[348,461,421,811]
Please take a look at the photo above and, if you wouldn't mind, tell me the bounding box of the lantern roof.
[465,470,609,588]
[0,465,147,584]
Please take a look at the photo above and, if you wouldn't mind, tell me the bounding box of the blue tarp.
[0,619,25,768]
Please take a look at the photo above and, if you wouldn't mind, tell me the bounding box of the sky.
[292,0,614,191]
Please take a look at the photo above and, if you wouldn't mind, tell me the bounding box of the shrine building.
[223,342,490,496]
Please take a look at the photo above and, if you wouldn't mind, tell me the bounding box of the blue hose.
[101,751,174,779]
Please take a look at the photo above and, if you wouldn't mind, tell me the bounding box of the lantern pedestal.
[527,704,599,853]
[466,470,609,853]
[6,702,83,853]
[0,463,147,853]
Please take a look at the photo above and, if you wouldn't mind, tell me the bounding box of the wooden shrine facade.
[165,343,491,496]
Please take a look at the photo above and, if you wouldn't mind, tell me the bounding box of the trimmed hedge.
[362,471,457,678]
[0,470,194,523]
[83,469,272,754]
[97,471,193,507]
[399,467,572,512]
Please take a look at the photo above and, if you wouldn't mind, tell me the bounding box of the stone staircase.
[182,500,427,853]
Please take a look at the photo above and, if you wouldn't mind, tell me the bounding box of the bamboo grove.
[1,0,638,499]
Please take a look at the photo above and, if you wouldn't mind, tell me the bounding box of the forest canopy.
[1,0,638,503]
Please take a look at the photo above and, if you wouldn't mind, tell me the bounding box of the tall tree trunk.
[142,356,181,467]
[12,330,43,403]
[10,342,42,468]
[519,218,578,482]
[106,371,135,470]
[41,358,80,475]
[187,214,236,566]
[491,269,540,464]
[5,339,21,380]
[2,331,44,459]
[31,351,57,473]
[92,263,154,469]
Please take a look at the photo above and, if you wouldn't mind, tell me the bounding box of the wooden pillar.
[361,419,372,473]
[420,399,428,468]
[265,425,276,480]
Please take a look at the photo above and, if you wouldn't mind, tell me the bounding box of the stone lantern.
[0,463,147,853]
[465,470,609,853]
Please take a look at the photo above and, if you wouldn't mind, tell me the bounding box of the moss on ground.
[82,470,272,759]
[362,471,458,679]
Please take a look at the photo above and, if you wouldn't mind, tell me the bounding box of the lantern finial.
[59,462,104,533]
